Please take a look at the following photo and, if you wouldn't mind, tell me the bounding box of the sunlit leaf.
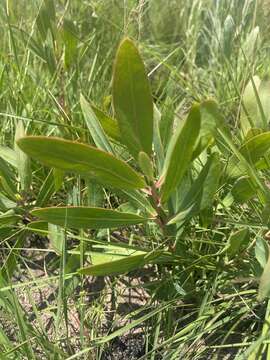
[91,104,121,142]
[17,136,145,190]
[228,132,270,177]
[79,251,162,276]
[258,248,270,301]
[168,153,221,224]
[32,206,148,229]
[231,176,257,203]
[80,94,113,153]
[113,38,153,158]
[161,104,201,202]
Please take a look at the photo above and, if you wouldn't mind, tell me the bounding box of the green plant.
[15,38,221,279]
[3,37,234,359]
[2,1,270,358]
[14,30,270,355]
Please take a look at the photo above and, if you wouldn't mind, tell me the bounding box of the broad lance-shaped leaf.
[138,151,154,182]
[168,153,221,224]
[258,78,270,128]
[240,76,260,136]
[241,132,270,163]
[192,101,216,158]
[80,254,148,276]
[61,18,78,70]
[255,237,269,269]
[227,132,270,177]
[112,38,153,158]
[31,207,148,229]
[80,94,113,153]
[231,176,257,203]
[17,137,145,190]
[27,221,48,236]
[161,104,201,203]
[48,224,64,254]
[240,76,270,137]
[91,104,121,142]
[0,211,21,227]
[0,146,17,168]
[78,251,163,276]
[0,157,17,197]
[258,248,270,301]
[199,99,233,157]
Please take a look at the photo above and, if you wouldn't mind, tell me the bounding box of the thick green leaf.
[168,153,221,224]
[61,18,78,69]
[54,168,64,191]
[89,251,130,265]
[48,223,64,254]
[262,202,270,225]
[92,105,121,142]
[240,76,260,135]
[255,237,269,269]
[64,243,81,297]
[138,151,154,181]
[258,248,270,301]
[259,78,270,126]
[228,132,270,177]
[240,76,270,137]
[231,176,257,203]
[112,38,153,158]
[200,99,233,157]
[245,128,263,140]
[80,94,113,153]
[0,157,17,198]
[0,146,17,168]
[193,102,216,158]
[89,244,144,266]
[161,104,201,202]
[17,136,145,190]
[79,251,162,276]
[243,27,260,60]
[199,154,221,210]
[0,211,21,228]
[120,189,156,216]
[31,206,148,229]
[214,112,268,199]
[27,220,48,236]
[87,180,103,207]
[0,194,16,211]
[241,132,270,163]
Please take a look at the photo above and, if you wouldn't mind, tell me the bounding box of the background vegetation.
[1,0,270,358]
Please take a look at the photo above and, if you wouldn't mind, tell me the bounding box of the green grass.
[1,0,270,359]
